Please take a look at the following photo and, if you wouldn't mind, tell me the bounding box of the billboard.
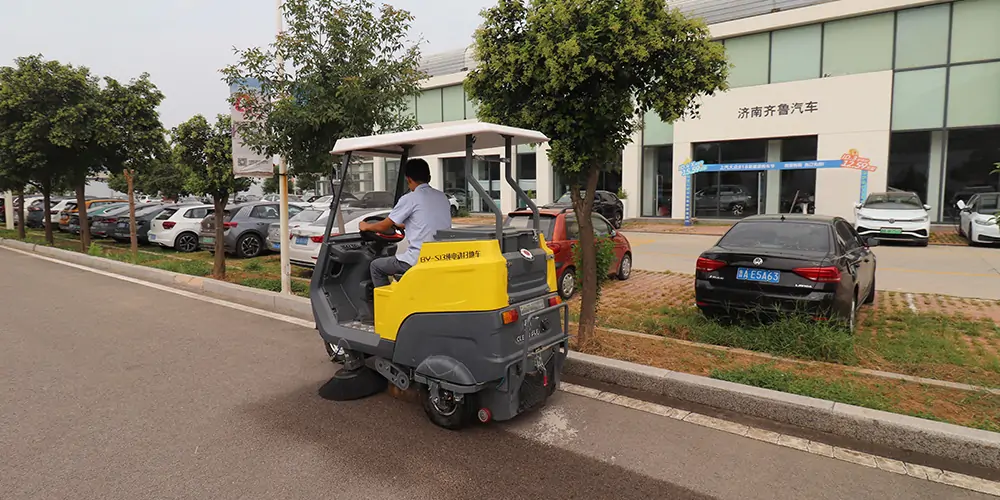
[230,78,273,178]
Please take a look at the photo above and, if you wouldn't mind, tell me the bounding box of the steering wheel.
[360,215,405,243]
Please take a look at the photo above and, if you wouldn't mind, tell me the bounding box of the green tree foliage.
[101,73,168,260]
[0,55,102,246]
[220,0,423,180]
[466,0,728,343]
[172,114,251,279]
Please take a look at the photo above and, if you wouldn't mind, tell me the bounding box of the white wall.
[670,71,894,221]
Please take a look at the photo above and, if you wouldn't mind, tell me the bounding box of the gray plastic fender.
[414,355,477,386]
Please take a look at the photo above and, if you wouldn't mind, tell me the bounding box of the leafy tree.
[173,114,251,279]
[0,55,103,246]
[0,153,29,239]
[108,156,190,202]
[466,0,728,343]
[101,74,168,259]
[220,0,423,182]
[261,165,280,194]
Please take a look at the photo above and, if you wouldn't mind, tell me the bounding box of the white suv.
[148,204,215,253]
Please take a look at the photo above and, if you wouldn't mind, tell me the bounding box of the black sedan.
[695,215,877,331]
[111,204,173,245]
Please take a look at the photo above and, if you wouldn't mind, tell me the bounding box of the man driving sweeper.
[358,158,452,288]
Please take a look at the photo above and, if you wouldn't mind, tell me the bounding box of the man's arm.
[358,217,399,233]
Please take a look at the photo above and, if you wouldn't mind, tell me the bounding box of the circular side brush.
[318,366,388,401]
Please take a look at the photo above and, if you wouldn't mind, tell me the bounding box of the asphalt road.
[625,231,1000,300]
[0,248,990,500]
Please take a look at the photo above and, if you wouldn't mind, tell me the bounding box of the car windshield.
[863,193,923,210]
[719,221,831,253]
[977,195,1000,212]
[290,209,325,223]
[505,214,554,241]
[555,192,592,204]
[135,205,163,217]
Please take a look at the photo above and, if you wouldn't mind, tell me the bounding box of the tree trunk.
[42,187,53,245]
[569,166,601,346]
[16,190,25,240]
[125,169,138,261]
[212,194,227,279]
[76,181,90,251]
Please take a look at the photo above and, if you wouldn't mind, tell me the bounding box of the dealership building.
[355,0,1000,224]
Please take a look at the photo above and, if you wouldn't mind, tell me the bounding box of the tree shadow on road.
[239,383,715,500]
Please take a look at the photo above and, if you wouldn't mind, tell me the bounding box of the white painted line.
[7,243,1000,497]
[560,382,1000,497]
[906,293,918,313]
[0,245,316,329]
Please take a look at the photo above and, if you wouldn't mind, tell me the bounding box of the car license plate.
[736,267,781,283]
[295,236,308,245]
[520,298,546,316]
[880,228,902,235]
[117,222,127,228]
[201,236,215,245]
[270,242,280,250]
[148,233,156,240]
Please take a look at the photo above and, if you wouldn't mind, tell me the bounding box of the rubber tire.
[175,232,199,253]
[968,226,977,246]
[612,210,623,229]
[558,267,576,300]
[236,233,263,258]
[730,203,745,216]
[616,252,632,281]
[420,384,474,430]
[451,205,458,217]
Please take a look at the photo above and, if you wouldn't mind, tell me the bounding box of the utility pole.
[3,191,13,230]
[276,0,291,295]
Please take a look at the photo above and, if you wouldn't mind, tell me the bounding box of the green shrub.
[87,243,103,257]
[242,260,263,272]
[152,259,212,277]
[711,364,890,411]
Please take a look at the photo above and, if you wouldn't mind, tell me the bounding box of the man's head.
[404,158,431,191]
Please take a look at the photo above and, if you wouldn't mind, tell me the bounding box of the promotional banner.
[679,149,877,226]
[230,78,273,178]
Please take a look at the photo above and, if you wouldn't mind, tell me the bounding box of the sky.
[0,0,496,128]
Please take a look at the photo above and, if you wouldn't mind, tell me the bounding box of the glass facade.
[443,155,500,213]
[779,136,818,214]
[641,146,674,216]
[822,13,894,77]
[692,140,768,218]
[723,33,770,88]
[894,4,950,69]
[770,25,821,83]
[892,68,947,130]
[943,127,1000,221]
[517,151,537,200]
[888,131,932,204]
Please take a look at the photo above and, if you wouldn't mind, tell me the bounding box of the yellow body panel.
[374,239,510,341]
[539,233,557,293]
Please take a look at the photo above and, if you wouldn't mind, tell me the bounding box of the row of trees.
[0,55,249,277]
[1,0,728,344]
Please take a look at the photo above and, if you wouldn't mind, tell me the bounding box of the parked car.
[506,207,632,299]
[280,208,392,268]
[265,207,330,252]
[59,199,124,232]
[853,191,930,246]
[148,204,215,252]
[261,193,304,203]
[548,190,625,228]
[23,197,65,228]
[111,204,174,245]
[695,214,877,331]
[200,201,305,258]
[91,203,159,238]
[310,193,359,210]
[957,193,1000,246]
[695,184,757,218]
[68,203,128,235]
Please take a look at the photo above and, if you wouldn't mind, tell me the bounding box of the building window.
[770,25,822,83]
[943,127,1000,222]
[892,68,947,130]
[950,0,1000,64]
[417,88,443,124]
[692,139,768,218]
[779,136,818,214]
[403,95,416,121]
[723,32,770,88]
[517,152,537,199]
[643,109,674,146]
[465,91,478,121]
[641,146,673,217]
[822,13,894,77]
[553,155,622,200]
[947,62,1000,128]
[894,4,951,70]
[888,132,932,205]
[345,161,374,194]
[384,159,408,195]
[441,85,466,122]
[442,157,470,211]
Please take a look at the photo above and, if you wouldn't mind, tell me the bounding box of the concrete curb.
[4,237,999,470]
[564,351,1000,470]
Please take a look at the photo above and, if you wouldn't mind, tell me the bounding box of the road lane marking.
[0,245,316,329]
[7,244,999,496]
[560,383,1000,497]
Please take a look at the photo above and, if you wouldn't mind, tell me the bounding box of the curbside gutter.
[3,237,999,470]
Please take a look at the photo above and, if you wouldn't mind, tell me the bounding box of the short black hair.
[404,158,431,184]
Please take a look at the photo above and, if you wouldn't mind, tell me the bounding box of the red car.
[506,207,632,299]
